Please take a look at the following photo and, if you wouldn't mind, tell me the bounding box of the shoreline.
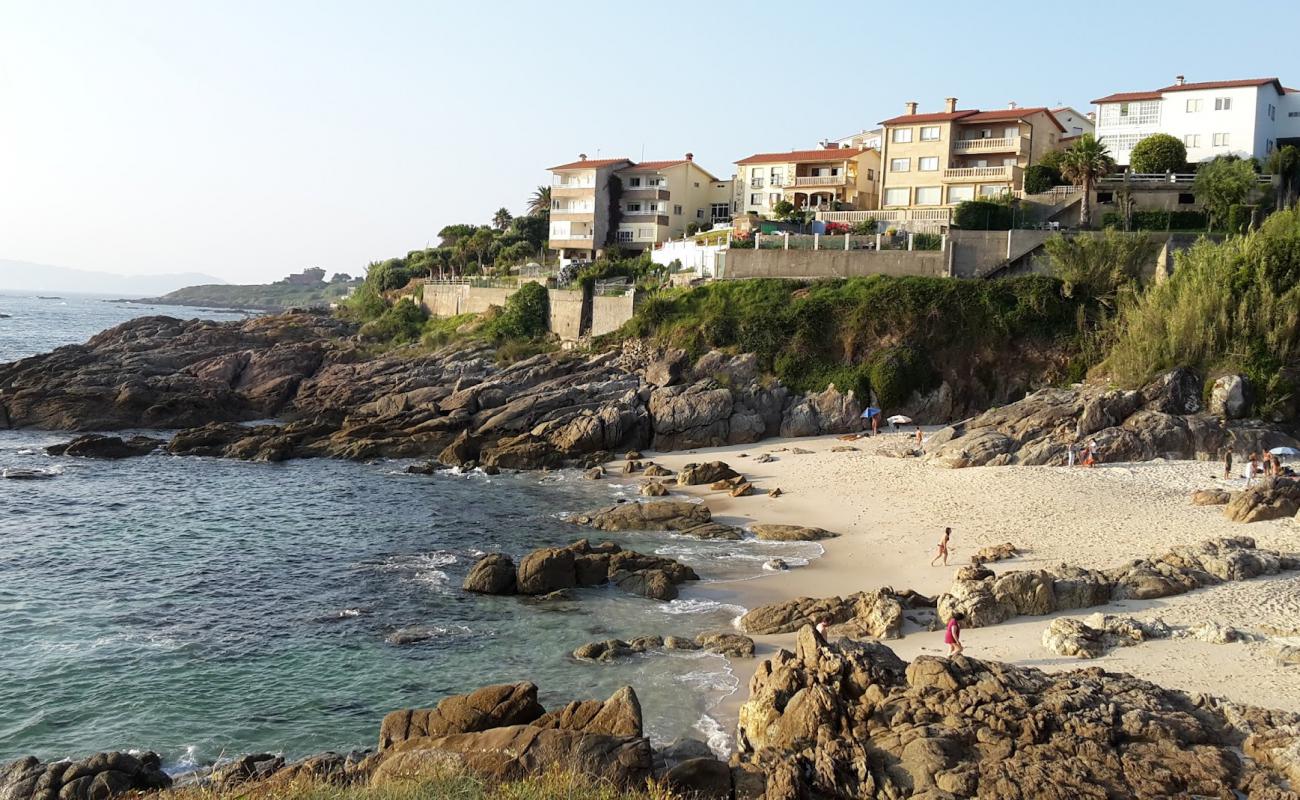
[609,430,1300,736]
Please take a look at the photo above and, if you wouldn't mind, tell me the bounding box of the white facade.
[1052,107,1094,138]
[1093,78,1300,166]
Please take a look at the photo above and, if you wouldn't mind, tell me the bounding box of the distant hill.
[0,259,227,296]
[140,269,360,311]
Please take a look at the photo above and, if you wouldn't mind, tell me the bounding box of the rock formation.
[1041,613,1172,658]
[733,626,1300,798]
[1224,478,1300,522]
[573,632,755,662]
[46,434,165,459]
[462,540,698,602]
[739,588,933,638]
[749,524,838,542]
[568,500,733,538]
[0,752,172,800]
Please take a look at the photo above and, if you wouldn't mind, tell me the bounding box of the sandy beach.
[615,430,1300,729]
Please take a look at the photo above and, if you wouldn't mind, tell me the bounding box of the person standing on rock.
[1223,447,1233,480]
[931,527,952,567]
[945,612,965,657]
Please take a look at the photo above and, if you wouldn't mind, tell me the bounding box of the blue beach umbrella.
[1269,446,1299,459]
[860,407,881,419]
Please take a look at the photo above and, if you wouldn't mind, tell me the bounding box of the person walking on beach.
[930,527,952,566]
[945,612,965,657]
[915,426,924,447]
[1223,447,1234,480]
[1247,452,1260,486]
[871,414,879,436]
[1067,442,1076,467]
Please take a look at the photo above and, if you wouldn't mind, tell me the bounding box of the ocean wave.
[656,598,747,617]
[692,714,732,759]
[314,608,365,622]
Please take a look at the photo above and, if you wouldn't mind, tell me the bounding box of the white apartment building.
[1092,76,1300,166]
[1052,107,1095,139]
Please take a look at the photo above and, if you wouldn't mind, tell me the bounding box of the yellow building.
[732,147,880,217]
[864,98,1067,228]
[547,154,732,263]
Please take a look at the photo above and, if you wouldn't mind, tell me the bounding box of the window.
[710,203,728,220]
[628,177,642,187]
[914,186,941,205]
[769,168,784,187]
[1292,111,1300,118]
[696,209,704,218]
[638,227,653,239]
[1003,126,1018,139]
[616,230,633,243]
[673,204,683,215]
[750,176,765,189]
[1213,132,1230,147]
[918,156,938,171]
[891,128,913,143]
[749,193,762,205]
[1003,157,1017,166]
[978,185,1004,198]
[768,193,781,206]
[890,157,910,172]
[1178,193,1195,205]
[1099,101,1160,127]
[1267,139,1275,154]
[947,185,975,203]
[920,126,940,141]
[1099,133,1141,153]
[626,202,642,212]
[1214,97,1231,111]
[883,187,910,206]
[1096,191,1114,204]
[1269,104,1276,121]
[1186,98,1202,113]
[866,168,875,180]
[1183,134,1201,148]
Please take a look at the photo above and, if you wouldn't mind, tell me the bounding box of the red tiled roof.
[735,147,866,165]
[1158,77,1283,93]
[878,110,977,125]
[1091,90,1164,104]
[549,157,631,171]
[1093,78,1285,105]
[624,160,688,171]
[959,107,1067,132]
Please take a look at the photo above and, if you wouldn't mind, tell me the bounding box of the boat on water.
[2,468,59,480]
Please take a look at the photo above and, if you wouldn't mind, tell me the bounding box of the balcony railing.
[791,174,849,187]
[551,232,593,240]
[551,206,594,214]
[622,208,662,216]
[952,137,1023,153]
[943,165,1018,181]
[1098,172,1274,186]
[817,208,953,224]
[552,179,595,188]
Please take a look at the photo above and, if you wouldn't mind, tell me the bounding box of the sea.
[0,292,820,771]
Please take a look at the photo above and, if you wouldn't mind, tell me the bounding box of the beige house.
[547,154,731,263]
[866,98,1067,226]
[732,146,880,218]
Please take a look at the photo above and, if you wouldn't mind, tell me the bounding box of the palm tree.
[492,207,513,231]
[527,186,551,217]
[1059,134,1116,229]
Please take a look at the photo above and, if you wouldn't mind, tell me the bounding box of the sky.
[0,0,1290,284]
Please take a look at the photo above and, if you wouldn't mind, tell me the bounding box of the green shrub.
[953,200,1013,230]
[850,218,877,235]
[1129,133,1187,174]
[486,281,550,340]
[344,283,389,321]
[1023,164,1057,195]
[913,233,942,250]
[359,297,426,344]
[869,346,935,408]
[1100,210,1208,231]
[1226,204,1257,234]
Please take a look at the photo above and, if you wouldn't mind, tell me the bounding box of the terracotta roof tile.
[1091,90,1164,104]
[1157,77,1283,93]
[959,107,1066,133]
[878,110,977,125]
[549,157,631,171]
[735,147,866,165]
[623,160,688,171]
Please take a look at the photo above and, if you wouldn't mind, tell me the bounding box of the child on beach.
[1223,447,1234,480]
[930,527,951,566]
[915,426,924,447]
[945,612,965,657]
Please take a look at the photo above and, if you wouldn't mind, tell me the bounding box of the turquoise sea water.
[0,293,818,770]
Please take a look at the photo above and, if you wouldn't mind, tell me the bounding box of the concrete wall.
[721,247,950,280]
[547,288,587,341]
[591,292,637,337]
[420,284,513,317]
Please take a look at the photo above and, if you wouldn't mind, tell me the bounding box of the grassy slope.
[171,770,676,800]
[144,282,352,311]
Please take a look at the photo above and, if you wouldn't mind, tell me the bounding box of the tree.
[1059,134,1116,229]
[437,224,478,248]
[458,227,498,271]
[1129,134,1187,174]
[527,186,552,217]
[1266,144,1300,211]
[1023,164,1056,195]
[1194,157,1258,231]
[771,200,795,220]
[492,207,514,231]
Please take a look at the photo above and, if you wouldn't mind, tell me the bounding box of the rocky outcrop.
[532,686,643,738]
[749,524,837,542]
[463,540,698,602]
[939,536,1299,628]
[45,434,165,459]
[573,632,755,662]
[1192,488,1234,506]
[0,752,172,800]
[924,369,1298,468]
[569,500,712,532]
[675,461,739,486]
[1211,374,1251,419]
[378,682,545,750]
[1224,478,1300,522]
[1041,613,1172,658]
[971,542,1018,563]
[738,589,932,638]
[733,627,1300,798]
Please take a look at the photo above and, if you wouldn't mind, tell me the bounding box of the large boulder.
[1210,374,1250,419]
[0,752,172,800]
[46,434,165,459]
[649,383,734,451]
[372,726,653,789]
[378,682,545,750]
[1142,367,1203,415]
[615,569,679,601]
[749,524,838,542]
[664,758,733,800]
[570,501,711,531]
[533,686,643,738]
[1224,479,1300,523]
[740,589,912,638]
[515,547,577,595]
[462,554,517,594]
[676,462,739,486]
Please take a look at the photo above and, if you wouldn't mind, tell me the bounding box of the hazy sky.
[0,0,1289,283]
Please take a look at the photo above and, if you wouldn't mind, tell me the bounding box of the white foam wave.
[692,714,732,758]
[657,598,747,617]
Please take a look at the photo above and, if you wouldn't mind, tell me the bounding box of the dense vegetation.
[621,274,1084,403]
[144,273,357,311]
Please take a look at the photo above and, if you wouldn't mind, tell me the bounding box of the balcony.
[552,177,594,188]
[551,205,595,215]
[943,165,1020,182]
[790,174,850,187]
[952,137,1025,154]
[622,208,662,216]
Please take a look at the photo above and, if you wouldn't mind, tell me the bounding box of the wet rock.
[621,460,643,475]
[583,466,604,480]
[378,682,545,750]
[0,751,172,800]
[676,461,739,486]
[697,632,756,658]
[515,547,577,595]
[639,480,669,497]
[46,434,165,459]
[572,639,633,663]
[763,559,789,571]
[642,463,672,477]
[675,521,743,540]
[569,500,711,532]
[462,553,517,594]
[664,636,700,651]
[749,524,837,541]
[405,460,446,475]
[616,569,678,601]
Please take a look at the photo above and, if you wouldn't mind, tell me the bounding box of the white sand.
[616,431,1300,723]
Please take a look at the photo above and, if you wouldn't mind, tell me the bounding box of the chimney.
[944,97,957,113]
[905,101,918,115]
[578,153,588,161]
[1175,75,1186,85]
[1008,100,1017,109]
[1087,111,1096,121]
[685,152,693,161]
